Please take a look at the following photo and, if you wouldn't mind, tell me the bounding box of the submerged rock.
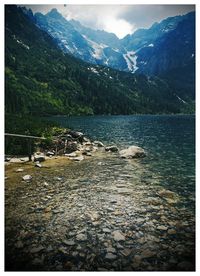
[76,234,87,241]
[112,230,125,241]
[105,253,117,260]
[119,146,146,159]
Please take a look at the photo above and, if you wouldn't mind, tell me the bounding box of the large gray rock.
[119,146,146,159]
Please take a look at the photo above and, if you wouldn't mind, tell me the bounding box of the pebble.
[105,253,117,260]
[121,248,132,257]
[106,247,116,253]
[22,175,32,181]
[44,207,52,213]
[103,228,111,233]
[63,239,75,246]
[76,234,87,241]
[141,249,156,259]
[16,168,24,172]
[112,230,125,241]
[30,245,44,253]
[157,225,168,231]
[167,228,177,235]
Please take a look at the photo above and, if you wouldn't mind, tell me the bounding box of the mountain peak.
[46,8,62,20]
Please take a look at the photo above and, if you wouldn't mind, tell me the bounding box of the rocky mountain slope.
[29,7,195,77]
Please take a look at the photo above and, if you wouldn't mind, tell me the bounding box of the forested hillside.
[5,5,194,116]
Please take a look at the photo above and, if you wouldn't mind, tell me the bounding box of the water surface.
[48,114,195,209]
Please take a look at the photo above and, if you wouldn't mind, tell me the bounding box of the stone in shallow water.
[141,249,156,259]
[63,239,75,246]
[119,146,146,159]
[30,245,44,254]
[103,228,111,233]
[112,230,125,241]
[106,247,116,253]
[44,207,52,213]
[76,234,87,241]
[157,225,168,231]
[121,248,132,257]
[105,253,117,260]
[167,228,177,235]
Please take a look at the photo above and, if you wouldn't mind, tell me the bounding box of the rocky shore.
[5,129,146,166]
[5,130,195,271]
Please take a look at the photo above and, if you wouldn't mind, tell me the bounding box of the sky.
[26,5,195,38]
[24,4,195,38]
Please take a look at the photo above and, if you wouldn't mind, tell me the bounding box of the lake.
[6,114,195,271]
[48,114,195,210]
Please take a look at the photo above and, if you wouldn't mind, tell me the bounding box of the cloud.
[25,4,195,38]
[117,5,195,29]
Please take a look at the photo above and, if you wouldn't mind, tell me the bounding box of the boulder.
[119,146,146,159]
[105,146,119,152]
[65,142,78,154]
[34,155,45,162]
[46,151,55,156]
[67,131,84,143]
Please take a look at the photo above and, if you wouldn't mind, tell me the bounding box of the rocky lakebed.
[5,130,195,271]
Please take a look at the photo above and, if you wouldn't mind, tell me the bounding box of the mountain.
[30,8,195,78]
[33,9,128,71]
[129,12,195,76]
[6,5,193,117]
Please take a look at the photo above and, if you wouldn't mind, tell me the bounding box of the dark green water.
[48,114,195,209]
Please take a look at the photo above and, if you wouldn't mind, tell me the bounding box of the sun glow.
[103,17,134,38]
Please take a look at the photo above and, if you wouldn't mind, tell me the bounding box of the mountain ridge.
[29,7,195,78]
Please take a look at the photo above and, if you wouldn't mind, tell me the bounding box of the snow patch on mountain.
[123,51,138,73]
[175,94,187,104]
[88,67,99,75]
[13,35,30,50]
[83,35,107,60]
